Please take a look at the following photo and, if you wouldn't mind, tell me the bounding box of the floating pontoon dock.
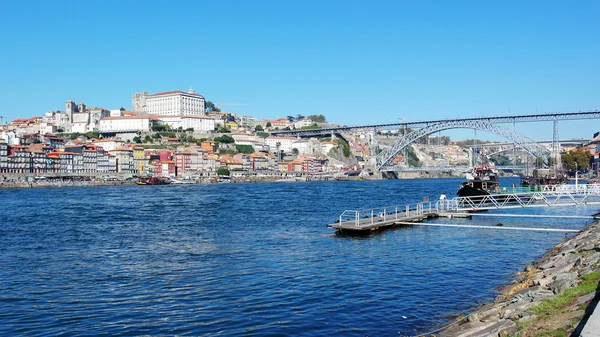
[327,184,600,234]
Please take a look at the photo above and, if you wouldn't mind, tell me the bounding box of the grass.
[529,271,600,315]
[537,328,568,337]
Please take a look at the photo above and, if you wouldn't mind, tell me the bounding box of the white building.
[92,139,125,152]
[152,116,216,132]
[294,119,315,129]
[265,136,296,154]
[110,109,123,117]
[132,88,205,116]
[99,116,152,132]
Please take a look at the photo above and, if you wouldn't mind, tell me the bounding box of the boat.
[456,165,501,198]
[520,168,568,191]
[137,176,171,185]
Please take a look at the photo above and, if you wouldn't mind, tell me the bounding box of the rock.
[576,291,599,305]
[550,274,579,294]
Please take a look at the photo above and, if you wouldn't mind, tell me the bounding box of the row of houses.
[0,138,328,177]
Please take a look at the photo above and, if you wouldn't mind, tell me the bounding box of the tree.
[132,136,141,144]
[214,135,235,144]
[535,156,546,168]
[143,135,153,143]
[236,145,255,154]
[216,168,230,176]
[336,138,351,157]
[562,148,591,170]
[306,114,326,123]
[152,124,168,132]
[206,101,221,112]
[266,122,272,128]
[287,116,295,122]
[255,125,264,132]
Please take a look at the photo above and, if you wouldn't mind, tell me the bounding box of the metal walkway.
[328,184,600,233]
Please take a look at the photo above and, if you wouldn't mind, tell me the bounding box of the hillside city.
[1,88,598,181]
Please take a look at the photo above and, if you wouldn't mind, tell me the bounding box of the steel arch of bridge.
[376,120,550,171]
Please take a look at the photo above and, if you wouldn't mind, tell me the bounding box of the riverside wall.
[438,221,600,337]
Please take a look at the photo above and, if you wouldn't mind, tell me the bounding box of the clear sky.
[1,0,599,141]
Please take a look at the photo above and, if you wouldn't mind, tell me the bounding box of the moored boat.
[137,176,171,185]
[457,165,501,198]
[521,168,568,191]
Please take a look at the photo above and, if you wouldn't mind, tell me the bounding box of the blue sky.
[1,0,599,141]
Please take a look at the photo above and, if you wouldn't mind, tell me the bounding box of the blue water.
[0,178,597,336]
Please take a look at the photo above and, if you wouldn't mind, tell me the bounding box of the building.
[66,100,110,133]
[132,88,205,116]
[152,115,216,132]
[92,139,125,152]
[99,116,152,133]
[265,118,294,129]
[265,136,296,154]
[0,138,7,173]
[110,147,134,173]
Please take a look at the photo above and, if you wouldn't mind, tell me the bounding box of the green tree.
[266,122,272,128]
[216,168,230,176]
[214,135,235,144]
[236,145,255,154]
[206,101,221,112]
[562,148,591,170]
[300,124,321,130]
[306,114,326,123]
[152,124,168,132]
[336,138,351,157]
[406,146,421,167]
[132,136,141,143]
[143,135,153,143]
[255,125,264,132]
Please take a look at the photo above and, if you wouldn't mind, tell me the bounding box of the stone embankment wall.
[439,222,600,337]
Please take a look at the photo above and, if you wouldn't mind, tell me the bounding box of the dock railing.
[335,184,600,227]
[338,200,452,227]
[452,184,600,211]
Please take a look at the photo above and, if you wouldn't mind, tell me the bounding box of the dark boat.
[137,176,171,185]
[520,168,568,191]
[457,165,501,198]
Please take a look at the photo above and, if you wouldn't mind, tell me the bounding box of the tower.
[66,100,76,123]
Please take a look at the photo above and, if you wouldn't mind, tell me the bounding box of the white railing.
[336,184,600,227]
[338,200,449,227]
[452,184,600,211]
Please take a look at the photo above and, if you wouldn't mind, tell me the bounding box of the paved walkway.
[580,295,600,337]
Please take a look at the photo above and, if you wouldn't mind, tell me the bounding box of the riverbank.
[439,220,600,337]
[0,175,376,189]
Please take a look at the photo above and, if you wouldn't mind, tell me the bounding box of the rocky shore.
[438,220,600,337]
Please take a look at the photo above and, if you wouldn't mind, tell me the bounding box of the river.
[0,178,597,336]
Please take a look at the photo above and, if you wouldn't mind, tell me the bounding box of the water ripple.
[0,178,595,336]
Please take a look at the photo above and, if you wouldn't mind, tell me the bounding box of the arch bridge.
[270,111,600,172]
